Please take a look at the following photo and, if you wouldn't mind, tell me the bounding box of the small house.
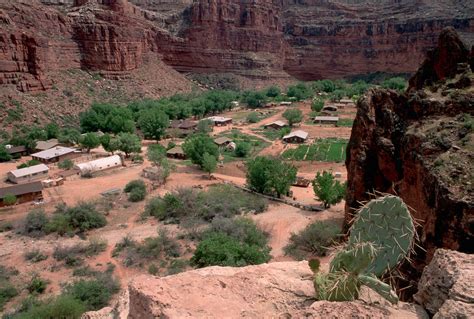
[264,120,287,130]
[214,137,232,147]
[166,146,186,160]
[279,101,292,106]
[32,146,79,164]
[206,116,233,127]
[283,130,309,144]
[75,155,122,174]
[0,181,44,207]
[5,145,28,158]
[313,116,339,126]
[35,139,59,152]
[7,164,49,184]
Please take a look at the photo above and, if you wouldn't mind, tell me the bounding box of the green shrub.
[0,145,12,162]
[265,86,281,98]
[0,283,18,311]
[66,274,119,311]
[24,250,48,263]
[9,295,86,319]
[246,112,260,123]
[21,209,49,237]
[284,220,341,260]
[53,238,107,267]
[167,259,188,275]
[124,180,147,202]
[27,275,49,294]
[2,194,17,206]
[311,98,325,112]
[58,159,74,170]
[234,142,251,157]
[47,202,106,234]
[382,77,407,91]
[0,222,14,233]
[148,264,159,275]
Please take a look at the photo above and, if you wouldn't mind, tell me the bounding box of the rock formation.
[414,249,474,318]
[1,0,473,93]
[345,27,473,296]
[82,261,428,318]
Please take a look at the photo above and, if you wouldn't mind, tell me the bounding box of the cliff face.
[1,0,473,93]
[345,28,473,296]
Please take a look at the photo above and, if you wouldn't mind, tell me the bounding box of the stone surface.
[414,249,474,318]
[344,28,474,297]
[83,261,428,318]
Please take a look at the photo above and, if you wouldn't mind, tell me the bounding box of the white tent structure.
[75,155,122,174]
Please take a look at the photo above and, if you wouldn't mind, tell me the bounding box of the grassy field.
[282,138,348,162]
[218,129,271,162]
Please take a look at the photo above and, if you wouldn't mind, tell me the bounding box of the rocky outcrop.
[414,249,474,318]
[345,28,473,296]
[82,261,428,318]
[1,0,474,92]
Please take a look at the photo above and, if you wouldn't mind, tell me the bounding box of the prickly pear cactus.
[330,241,377,274]
[348,195,415,276]
[314,271,360,302]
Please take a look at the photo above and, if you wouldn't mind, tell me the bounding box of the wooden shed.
[166,146,186,160]
[313,116,339,126]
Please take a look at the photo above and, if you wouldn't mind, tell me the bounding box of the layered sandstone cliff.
[1,0,473,93]
[345,27,473,296]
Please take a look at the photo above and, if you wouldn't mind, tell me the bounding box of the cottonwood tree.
[312,171,346,208]
[283,109,303,127]
[138,108,169,141]
[202,152,217,177]
[182,134,218,168]
[117,133,141,158]
[80,133,100,153]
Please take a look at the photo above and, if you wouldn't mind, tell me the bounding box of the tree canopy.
[182,134,219,168]
[312,171,346,208]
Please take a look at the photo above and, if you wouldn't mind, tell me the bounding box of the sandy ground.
[0,99,355,313]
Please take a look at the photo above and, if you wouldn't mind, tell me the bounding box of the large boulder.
[414,249,474,318]
[83,261,427,318]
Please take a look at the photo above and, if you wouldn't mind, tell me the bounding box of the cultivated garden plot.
[282,138,348,162]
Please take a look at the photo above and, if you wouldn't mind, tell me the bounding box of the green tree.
[105,107,135,134]
[117,133,141,158]
[0,145,12,162]
[100,134,120,154]
[246,112,259,124]
[266,86,281,98]
[267,161,297,198]
[202,152,217,177]
[58,128,81,145]
[242,91,267,108]
[311,98,325,112]
[138,108,169,141]
[197,119,213,134]
[234,142,251,158]
[287,83,312,101]
[312,171,346,208]
[382,77,407,91]
[2,194,17,206]
[283,109,303,127]
[58,159,74,170]
[45,123,60,139]
[80,133,100,153]
[147,144,167,166]
[246,156,296,197]
[182,134,219,168]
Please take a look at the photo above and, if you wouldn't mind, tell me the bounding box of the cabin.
[313,116,339,126]
[264,121,287,130]
[7,164,49,184]
[32,146,79,164]
[75,155,122,174]
[35,139,59,152]
[283,130,309,144]
[0,181,44,207]
[166,146,186,160]
[5,145,28,158]
[214,137,233,148]
[206,116,233,127]
[279,101,292,106]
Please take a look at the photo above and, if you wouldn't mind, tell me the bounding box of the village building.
[282,130,309,144]
[169,120,198,137]
[35,139,60,152]
[264,120,287,130]
[313,116,339,126]
[279,101,292,106]
[206,116,233,127]
[0,181,44,207]
[214,137,233,148]
[5,145,28,157]
[7,164,49,184]
[32,146,79,164]
[166,146,186,160]
[75,155,122,174]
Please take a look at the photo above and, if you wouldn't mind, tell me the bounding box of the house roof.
[322,105,338,112]
[75,155,122,172]
[314,116,339,122]
[6,145,26,154]
[207,116,232,122]
[340,99,354,104]
[170,120,198,130]
[0,181,43,198]
[35,139,59,151]
[214,137,232,145]
[266,120,287,127]
[283,130,309,140]
[32,146,77,160]
[9,164,49,178]
[167,146,185,155]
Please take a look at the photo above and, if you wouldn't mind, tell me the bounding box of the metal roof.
[314,116,339,122]
[266,120,287,127]
[0,181,43,197]
[283,130,309,140]
[9,164,49,178]
[6,145,26,154]
[35,139,59,151]
[75,155,122,172]
[167,146,185,155]
[32,146,77,160]
[207,116,232,122]
[214,137,232,145]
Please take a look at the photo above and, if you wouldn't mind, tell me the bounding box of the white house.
[75,155,122,174]
[7,164,49,184]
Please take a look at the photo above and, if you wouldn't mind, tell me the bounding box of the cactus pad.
[314,272,360,302]
[348,195,415,276]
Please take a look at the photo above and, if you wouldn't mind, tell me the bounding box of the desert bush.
[284,220,341,260]
[124,180,147,202]
[47,202,106,235]
[246,112,260,123]
[311,98,325,112]
[0,283,18,311]
[10,295,86,319]
[148,264,159,275]
[0,222,14,233]
[234,142,251,157]
[53,238,107,267]
[65,273,119,311]
[27,275,49,294]
[167,259,188,275]
[21,209,49,237]
[24,250,48,263]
